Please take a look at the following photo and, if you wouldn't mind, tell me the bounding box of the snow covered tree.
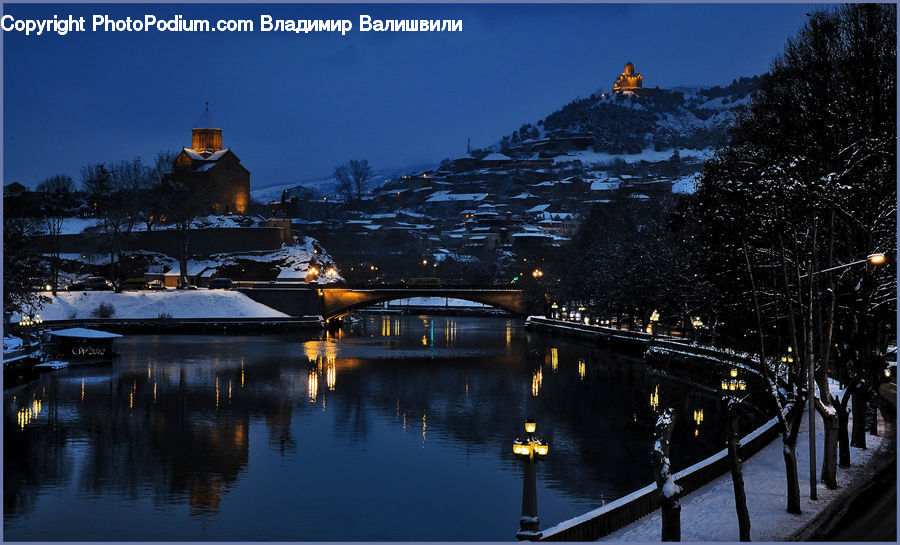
[691,2,896,498]
[3,216,49,316]
[651,408,680,541]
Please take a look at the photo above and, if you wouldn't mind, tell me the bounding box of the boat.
[47,327,123,364]
[33,360,69,370]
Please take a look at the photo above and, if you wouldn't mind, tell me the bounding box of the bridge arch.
[320,288,529,320]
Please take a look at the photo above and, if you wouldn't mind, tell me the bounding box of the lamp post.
[512,418,549,541]
[648,309,660,337]
[799,251,886,500]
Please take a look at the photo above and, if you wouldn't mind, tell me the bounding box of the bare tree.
[36,174,74,294]
[159,160,206,288]
[334,164,353,203]
[334,159,373,203]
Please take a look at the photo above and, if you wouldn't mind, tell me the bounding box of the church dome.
[193,105,220,129]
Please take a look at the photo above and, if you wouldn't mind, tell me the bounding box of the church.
[173,105,250,215]
[613,62,643,93]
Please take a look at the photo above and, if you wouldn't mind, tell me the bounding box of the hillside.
[493,76,758,158]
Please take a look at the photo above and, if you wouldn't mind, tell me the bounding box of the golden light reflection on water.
[153,381,157,403]
[326,357,336,391]
[215,377,220,409]
[550,348,559,372]
[17,398,42,429]
[81,378,85,402]
[308,369,318,402]
[506,321,512,347]
[578,358,586,380]
[650,385,660,411]
[531,368,543,397]
[422,411,427,447]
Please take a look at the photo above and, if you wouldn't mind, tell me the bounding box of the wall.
[38,227,289,257]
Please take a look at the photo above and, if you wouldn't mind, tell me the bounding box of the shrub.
[157,312,172,320]
[92,303,115,318]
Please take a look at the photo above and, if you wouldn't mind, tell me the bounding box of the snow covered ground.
[12,291,288,321]
[554,147,715,168]
[603,399,888,541]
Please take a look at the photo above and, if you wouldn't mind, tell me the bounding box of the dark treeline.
[549,3,896,516]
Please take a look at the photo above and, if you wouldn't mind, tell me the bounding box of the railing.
[540,417,780,541]
[525,316,778,541]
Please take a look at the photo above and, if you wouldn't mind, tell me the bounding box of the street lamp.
[531,269,543,278]
[799,251,886,500]
[648,309,660,335]
[798,252,887,278]
[512,418,549,541]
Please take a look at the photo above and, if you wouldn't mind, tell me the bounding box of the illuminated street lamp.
[512,418,549,541]
[647,309,660,335]
[798,252,888,279]
[720,368,747,392]
[531,269,543,278]
[798,251,886,499]
[326,267,338,278]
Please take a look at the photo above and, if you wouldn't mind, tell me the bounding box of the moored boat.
[47,328,123,364]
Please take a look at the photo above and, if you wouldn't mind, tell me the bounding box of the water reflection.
[4,315,766,541]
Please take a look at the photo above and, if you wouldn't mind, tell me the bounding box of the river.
[4,314,760,541]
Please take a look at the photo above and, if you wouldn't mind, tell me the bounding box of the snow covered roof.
[512,232,553,238]
[276,269,308,279]
[181,148,230,162]
[193,109,220,129]
[481,152,512,161]
[526,204,551,213]
[591,181,620,191]
[425,192,488,203]
[511,192,537,199]
[50,328,123,339]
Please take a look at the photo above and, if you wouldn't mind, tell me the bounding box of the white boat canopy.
[49,328,123,339]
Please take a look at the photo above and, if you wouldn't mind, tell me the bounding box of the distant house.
[3,182,26,198]
[424,191,490,219]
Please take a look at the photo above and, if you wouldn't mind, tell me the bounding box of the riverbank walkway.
[603,386,895,541]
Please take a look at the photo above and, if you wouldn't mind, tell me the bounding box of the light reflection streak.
[551,348,558,371]
[326,357,336,391]
[308,369,318,402]
[531,368,542,397]
[422,412,427,447]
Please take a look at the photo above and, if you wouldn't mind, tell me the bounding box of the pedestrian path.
[603,409,889,541]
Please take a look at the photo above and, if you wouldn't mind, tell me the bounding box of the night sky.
[3,3,814,190]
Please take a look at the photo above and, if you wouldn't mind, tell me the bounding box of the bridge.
[238,285,533,320]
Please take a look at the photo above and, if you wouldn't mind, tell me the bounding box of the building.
[613,62,643,93]
[173,105,250,215]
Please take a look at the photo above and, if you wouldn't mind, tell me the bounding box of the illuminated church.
[613,62,643,93]
[173,104,250,214]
